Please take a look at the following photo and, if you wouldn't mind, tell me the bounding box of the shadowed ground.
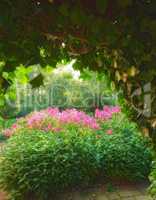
[57,182,153,200]
[0,182,154,200]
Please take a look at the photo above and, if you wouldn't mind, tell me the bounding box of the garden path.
[0,181,154,200]
[57,181,154,200]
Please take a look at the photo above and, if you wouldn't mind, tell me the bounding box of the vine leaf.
[96,0,108,14]
[117,0,132,8]
[30,74,44,88]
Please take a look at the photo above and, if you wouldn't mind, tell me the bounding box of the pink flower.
[111,106,121,113]
[103,106,111,113]
[95,106,121,121]
[46,108,59,117]
[90,122,100,130]
[106,129,113,135]
[95,108,112,120]
[3,129,14,137]
[52,127,62,132]
[3,107,102,137]
[47,124,52,129]
[27,111,47,126]
[12,124,18,129]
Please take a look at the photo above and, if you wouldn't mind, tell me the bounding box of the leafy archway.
[0,0,156,134]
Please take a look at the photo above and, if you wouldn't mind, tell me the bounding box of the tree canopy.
[0,0,156,130]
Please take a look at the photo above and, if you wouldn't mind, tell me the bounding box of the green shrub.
[0,128,99,200]
[0,134,7,142]
[0,118,16,130]
[149,157,156,197]
[0,124,152,200]
[96,113,152,181]
[96,132,152,180]
[0,117,5,142]
[0,116,4,130]
[97,113,139,135]
[0,117,16,142]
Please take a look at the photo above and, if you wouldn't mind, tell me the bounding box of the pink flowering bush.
[2,105,123,138]
[3,107,103,138]
[0,106,152,200]
[2,106,122,138]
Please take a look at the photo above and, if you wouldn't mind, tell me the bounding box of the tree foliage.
[0,0,156,130]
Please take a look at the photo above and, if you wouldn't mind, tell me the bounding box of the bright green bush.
[0,124,152,200]
[96,132,152,181]
[0,128,99,200]
[96,113,152,180]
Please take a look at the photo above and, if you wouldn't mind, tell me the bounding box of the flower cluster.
[58,109,100,129]
[27,108,100,129]
[95,106,121,121]
[3,106,121,138]
[3,124,20,137]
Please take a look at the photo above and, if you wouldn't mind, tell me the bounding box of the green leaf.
[59,4,69,16]
[70,7,86,25]
[0,94,5,106]
[2,72,9,80]
[30,74,44,88]
[0,61,5,72]
[96,0,108,14]
[117,0,132,8]
[5,90,16,101]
